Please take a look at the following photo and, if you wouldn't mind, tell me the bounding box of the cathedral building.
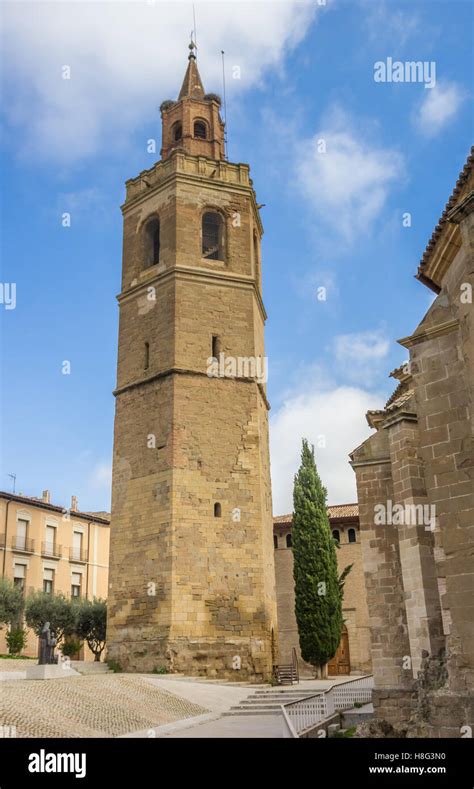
[350,148,474,736]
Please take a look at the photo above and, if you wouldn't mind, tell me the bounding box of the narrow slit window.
[214,502,222,518]
[144,342,150,370]
[212,335,220,358]
[273,535,278,549]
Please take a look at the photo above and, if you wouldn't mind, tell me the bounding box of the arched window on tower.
[143,217,160,268]
[253,231,259,277]
[194,120,207,139]
[286,533,292,548]
[172,122,182,142]
[348,528,356,544]
[202,211,224,261]
[332,529,340,543]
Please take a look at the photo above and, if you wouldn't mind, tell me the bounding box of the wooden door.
[327,626,350,676]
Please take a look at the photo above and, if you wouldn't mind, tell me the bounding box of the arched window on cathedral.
[143,217,160,268]
[348,528,356,543]
[214,502,222,518]
[273,535,278,549]
[332,529,340,543]
[172,122,182,142]
[202,211,224,261]
[194,120,207,139]
[286,533,292,548]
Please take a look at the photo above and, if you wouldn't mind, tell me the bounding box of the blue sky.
[1,0,472,514]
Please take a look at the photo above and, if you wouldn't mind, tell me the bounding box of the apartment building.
[0,490,110,659]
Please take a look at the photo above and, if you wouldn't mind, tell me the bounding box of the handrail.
[281,674,374,738]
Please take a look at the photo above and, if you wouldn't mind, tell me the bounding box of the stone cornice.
[398,318,459,348]
[117,263,267,322]
[382,410,418,429]
[113,366,271,411]
[349,457,392,469]
[448,190,474,224]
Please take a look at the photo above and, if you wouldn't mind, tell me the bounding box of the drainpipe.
[2,499,11,578]
[86,520,92,599]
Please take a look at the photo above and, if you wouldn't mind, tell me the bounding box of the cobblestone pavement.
[1,674,208,738]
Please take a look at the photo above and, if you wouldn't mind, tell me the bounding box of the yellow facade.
[0,491,109,660]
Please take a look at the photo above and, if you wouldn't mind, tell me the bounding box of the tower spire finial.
[188,34,197,60]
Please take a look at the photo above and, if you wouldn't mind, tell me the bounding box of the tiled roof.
[274,503,359,525]
[0,492,110,525]
[416,146,474,288]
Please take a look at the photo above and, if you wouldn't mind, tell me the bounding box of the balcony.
[69,547,87,564]
[11,536,35,554]
[41,541,62,559]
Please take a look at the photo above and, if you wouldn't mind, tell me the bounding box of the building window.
[71,573,82,598]
[13,564,26,593]
[211,335,220,358]
[43,568,54,594]
[348,528,356,543]
[45,525,56,555]
[194,120,207,139]
[144,217,160,268]
[253,232,259,275]
[144,342,150,371]
[214,502,222,518]
[286,533,292,548]
[15,519,28,550]
[332,529,340,543]
[172,121,182,142]
[202,212,223,261]
[72,532,83,562]
[273,535,278,549]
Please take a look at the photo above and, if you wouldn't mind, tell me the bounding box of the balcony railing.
[69,547,87,563]
[11,536,35,553]
[41,541,62,559]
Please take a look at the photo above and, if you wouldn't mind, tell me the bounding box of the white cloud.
[414,81,465,138]
[270,381,384,515]
[363,0,420,47]
[2,0,318,162]
[296,106,404,240]
[332,329,390,385]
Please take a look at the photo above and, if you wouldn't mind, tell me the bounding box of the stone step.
[222,709,281,717]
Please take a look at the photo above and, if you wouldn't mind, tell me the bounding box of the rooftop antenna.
[192,3,198,57]
[221,50,228,159]
[7,473,16,494]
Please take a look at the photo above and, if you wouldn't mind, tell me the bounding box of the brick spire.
[178,40,205,100]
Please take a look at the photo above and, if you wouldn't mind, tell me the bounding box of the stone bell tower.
[107,43,278,680]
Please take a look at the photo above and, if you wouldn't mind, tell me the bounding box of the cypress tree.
[292,439,343,674]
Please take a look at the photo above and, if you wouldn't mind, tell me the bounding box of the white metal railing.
[281,674,374,738]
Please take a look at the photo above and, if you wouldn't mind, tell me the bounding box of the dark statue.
[38,622,57,665]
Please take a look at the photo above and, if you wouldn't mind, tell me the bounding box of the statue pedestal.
[26,664,80,680]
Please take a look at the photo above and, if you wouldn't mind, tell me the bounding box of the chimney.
[42,490,50,504]
[71,495,78,512]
